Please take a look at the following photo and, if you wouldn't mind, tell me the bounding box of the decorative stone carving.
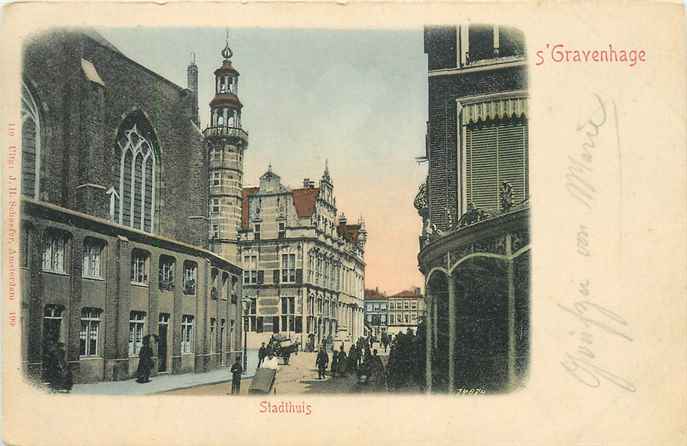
[500,181,514,212]
[510,230,530,252]
[457,202,492,228]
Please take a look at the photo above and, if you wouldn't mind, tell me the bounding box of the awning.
[461,96,528,125]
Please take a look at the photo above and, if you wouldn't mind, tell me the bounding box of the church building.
[19,30,243,384]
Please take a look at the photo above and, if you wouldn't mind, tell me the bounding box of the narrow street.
[163,349,390,396]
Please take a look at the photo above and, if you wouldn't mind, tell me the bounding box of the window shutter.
[273,269,280,284]
[257,270,264,284]
[497,122,528,206]
[467,125,498,210]
[296,269,303,285]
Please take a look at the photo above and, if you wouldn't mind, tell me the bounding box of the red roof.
[364,288,387,300]
[241,187,259,228]
[291,187,320,218]
[390,287,423,298]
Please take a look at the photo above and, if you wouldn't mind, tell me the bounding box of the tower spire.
[322,159,332,184]
[222,29,233,61]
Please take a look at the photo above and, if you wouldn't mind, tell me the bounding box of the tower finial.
[221,29,233,61]
[322,159,331,183]
[191,51,196,65]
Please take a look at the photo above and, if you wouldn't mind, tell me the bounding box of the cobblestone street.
[163,350,388,396]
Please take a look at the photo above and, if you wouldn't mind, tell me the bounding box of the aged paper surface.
[1,1,686,445]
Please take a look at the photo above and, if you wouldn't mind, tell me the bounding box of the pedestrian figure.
[263,352,280,394]
[45,341,73,392]
[230,357,243,394]
[316,347,329,379]
[337,345,348,377]
[258,342,267,368]
[136,336,154,383]
[331,349,339,378]
[370,349,386,391]
[348,345,358,374]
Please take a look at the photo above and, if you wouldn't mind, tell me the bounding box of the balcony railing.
[203,126,248,143]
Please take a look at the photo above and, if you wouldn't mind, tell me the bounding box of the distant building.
[363,288,388,338]
[19,30,243,384]
[386,287,425,336]
[239,165,366,350]
[417,25,530,393]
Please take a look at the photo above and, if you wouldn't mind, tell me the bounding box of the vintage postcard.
[1,1,685,445]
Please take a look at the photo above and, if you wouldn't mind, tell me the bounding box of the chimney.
[338,212,348,225]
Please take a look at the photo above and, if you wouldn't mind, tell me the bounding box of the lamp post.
[241,298,248,374]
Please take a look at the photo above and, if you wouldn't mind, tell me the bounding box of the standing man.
[230,357,243,395]
[316,347,329,380]
[331,348,339,378]
[257,342,267,368]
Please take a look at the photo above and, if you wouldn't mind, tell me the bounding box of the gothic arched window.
[112,114,159,233]
[21,82,43,199]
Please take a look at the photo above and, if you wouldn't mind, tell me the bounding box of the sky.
[99,27,428,295]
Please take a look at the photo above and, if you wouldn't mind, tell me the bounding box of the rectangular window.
[43,305,64,344]
[464,121,528,212]
[254,224,261,241]
[183,262,197,294]
[278,222,286,239]
[42,231,67,274]
[281,253,296,283]
[128,311,146,356]
[82,239,104,279]
[243,254,258,284]
[211,198,220,214]
[280,296,296,333]
[181,315,194,353]
[130,250,149,285]
[212,171,222,186]
[222,274,229,300]
[272,316,280,333]
[159,257,175,291]
[211,224,220,239]
[80,308,101,357]
[468,24,495,62]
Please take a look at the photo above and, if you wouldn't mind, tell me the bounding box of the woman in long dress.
[136,336,154,383]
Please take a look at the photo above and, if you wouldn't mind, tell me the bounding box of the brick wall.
[23,30,208,247]
[425,38,527,230]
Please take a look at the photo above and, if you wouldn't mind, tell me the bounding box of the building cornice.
[22,198,241,273]
[428,59,526,78]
